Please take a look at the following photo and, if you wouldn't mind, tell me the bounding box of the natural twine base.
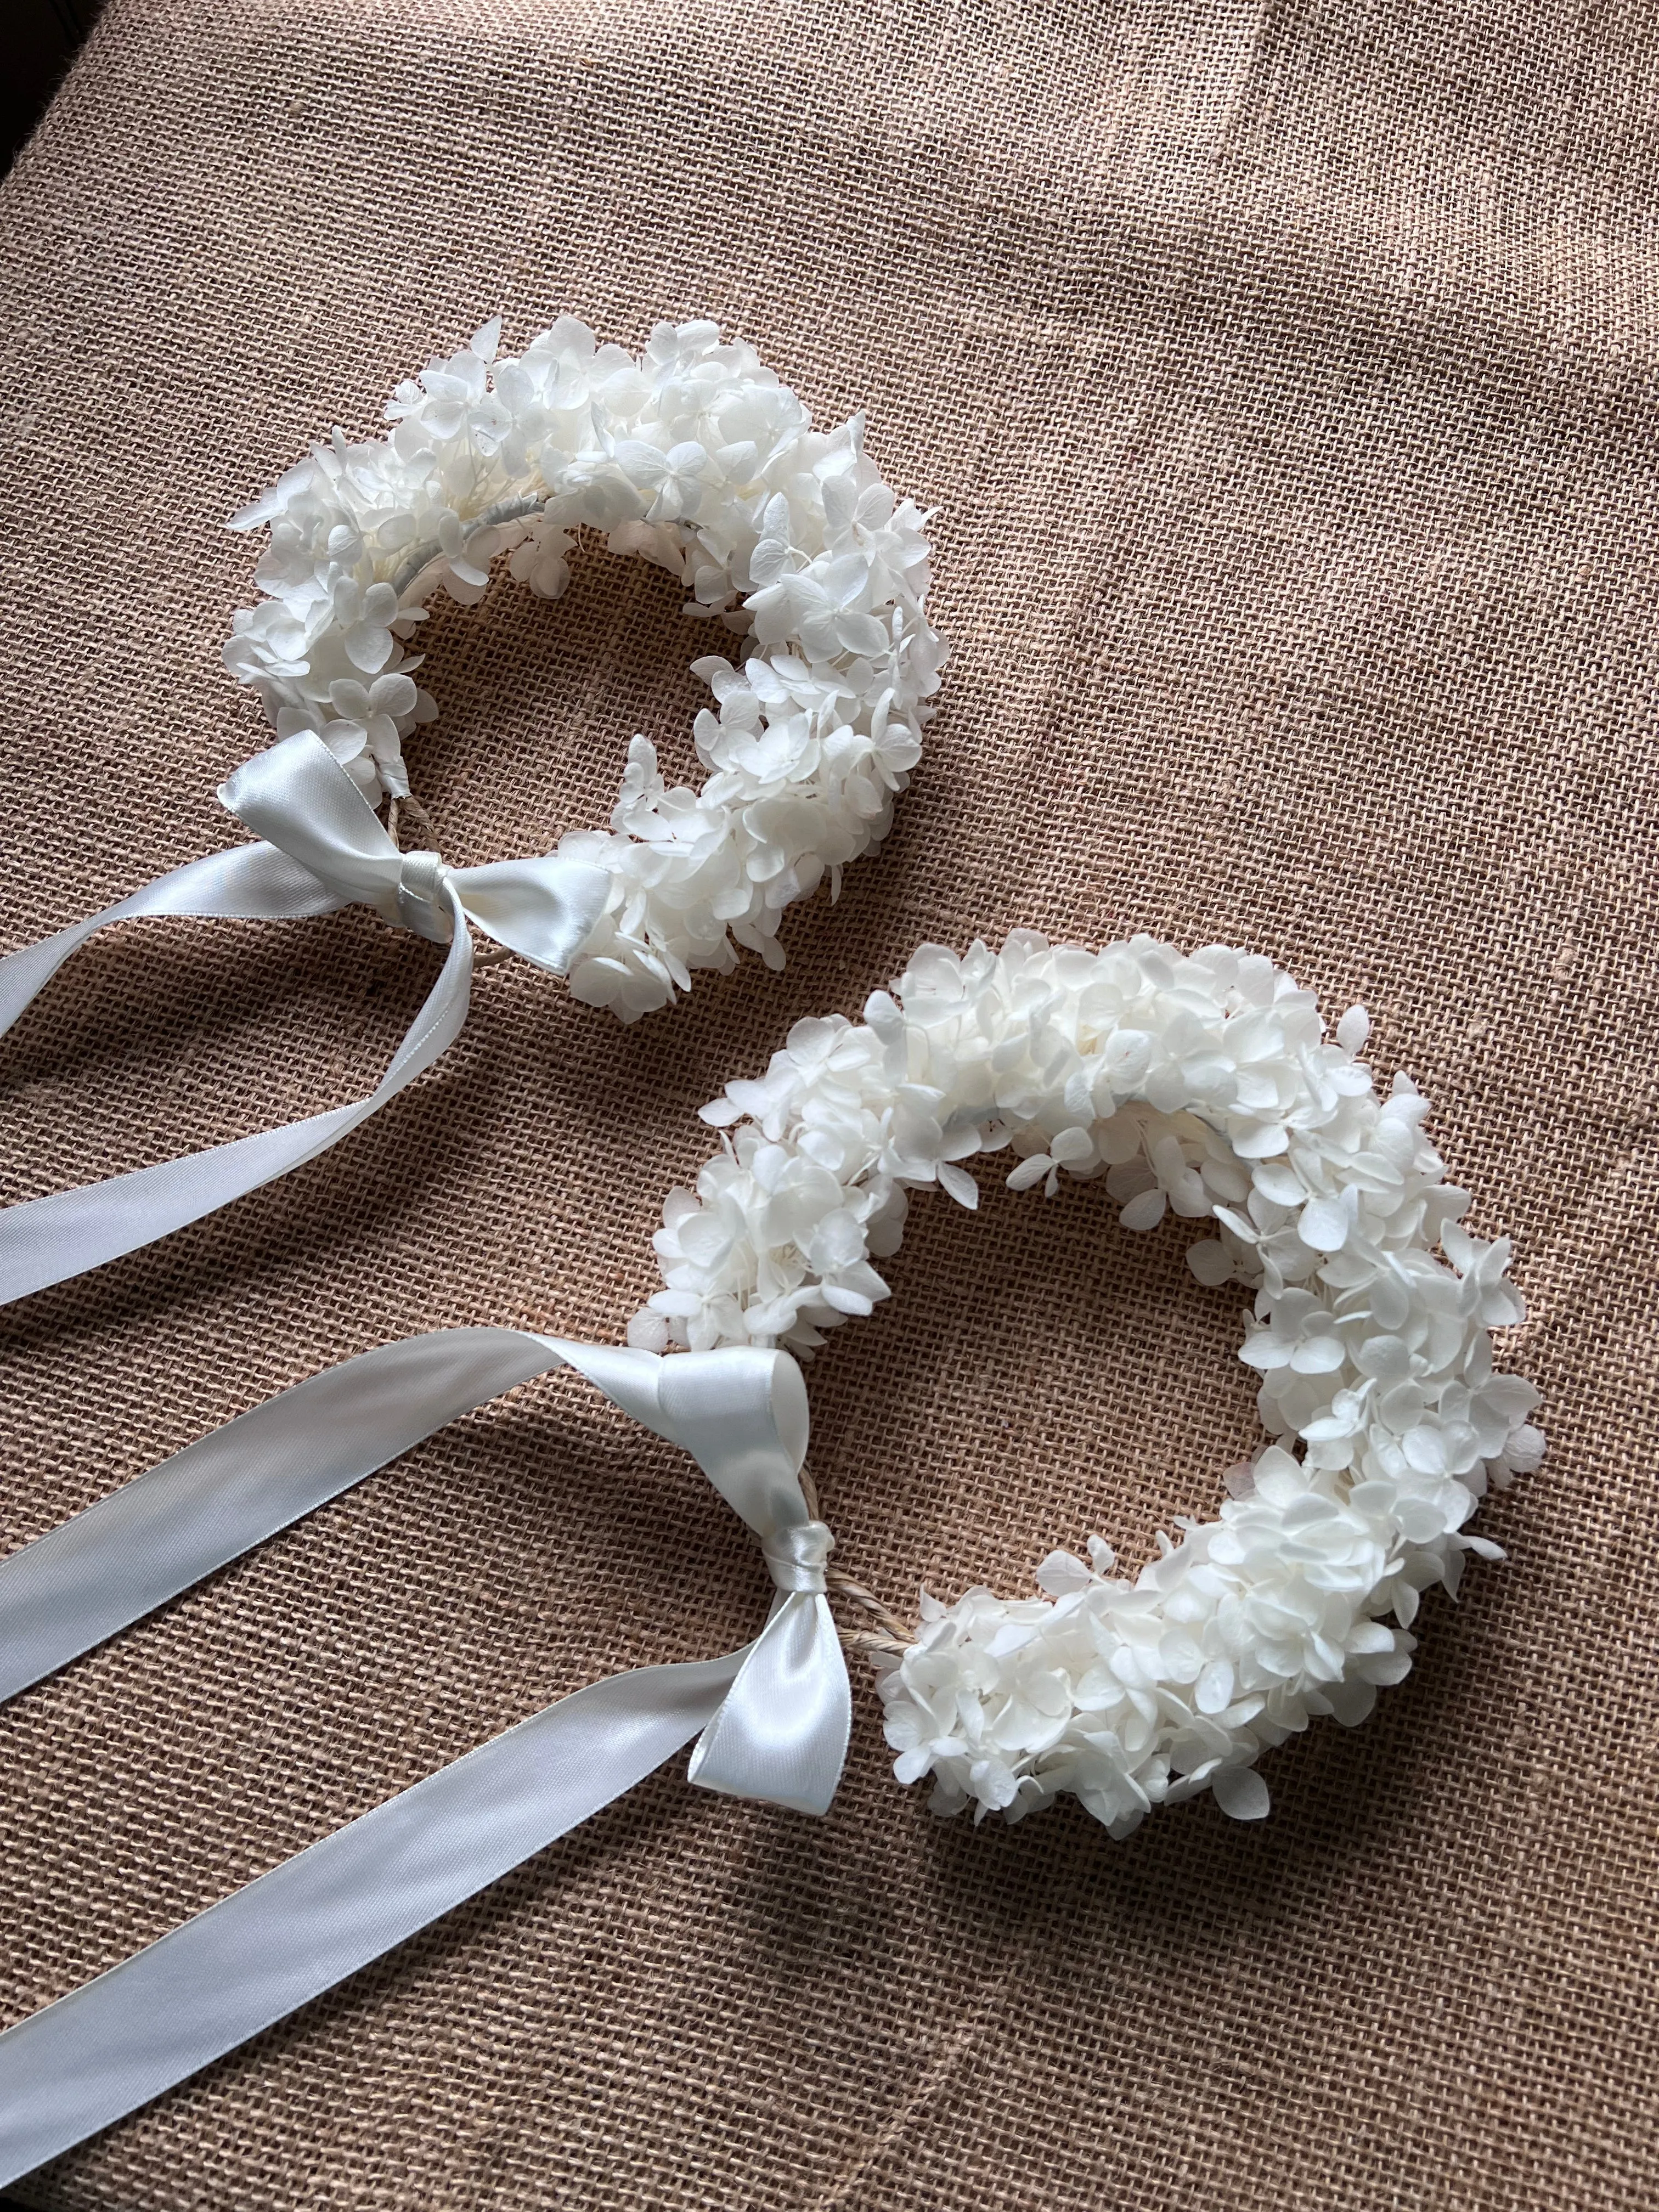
[798,1465,913,1654]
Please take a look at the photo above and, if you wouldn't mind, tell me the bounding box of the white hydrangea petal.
[1186,1239,1233,1286]
[1336,1005,1371,1052]
[1120,1188,1167,1232]
[937,1161,979,1210]
[1211,1767,1272,1821]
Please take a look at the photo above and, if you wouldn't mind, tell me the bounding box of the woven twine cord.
[2,0,1658,2207]
[797,1466,913,1654]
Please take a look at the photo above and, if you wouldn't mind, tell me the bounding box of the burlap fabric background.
[2,0,1656,2204]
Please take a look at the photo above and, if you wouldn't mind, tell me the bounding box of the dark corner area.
[7,2,106,177]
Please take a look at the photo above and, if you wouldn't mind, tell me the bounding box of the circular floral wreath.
[222,317,946,1021]
[628,932,1543,1834]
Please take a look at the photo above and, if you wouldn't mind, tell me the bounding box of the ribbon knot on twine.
[0,1335,852,2185]
[761,1519,836,1593]
[392,848,452,941]
[0,730,613,1307]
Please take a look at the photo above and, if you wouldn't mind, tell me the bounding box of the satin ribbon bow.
[0,1333,850,2186]
[0,732,611,1307]
[222,729,612,965]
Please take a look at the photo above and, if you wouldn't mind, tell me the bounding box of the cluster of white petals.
[631,932,1544,1833]
[224,317,945,1019]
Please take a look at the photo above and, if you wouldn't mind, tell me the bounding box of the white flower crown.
[632,932,1544,1833]
[223,317,947,1020]
[0,935,1547,2158]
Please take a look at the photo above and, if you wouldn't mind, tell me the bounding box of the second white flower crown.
[0,933,1542,2165]
[634,931,1543,1832]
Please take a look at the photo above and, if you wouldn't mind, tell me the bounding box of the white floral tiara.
[0,318,945,1309]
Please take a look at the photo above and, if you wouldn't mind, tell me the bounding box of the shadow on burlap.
[1,0,1656,2205]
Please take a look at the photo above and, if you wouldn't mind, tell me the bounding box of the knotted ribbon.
[0,1333,850,2186]
[0,732,611,1307]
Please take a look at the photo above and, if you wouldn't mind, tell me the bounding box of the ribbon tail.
[0,1335,844,2179]
[0,1334,813,1711]
[0,1648,744,2191]
[0,889,473,1309]
[0,736,612,1302]
[687,1590,851,1817]
[0,844,346,1042]
[0,1328,569,1706]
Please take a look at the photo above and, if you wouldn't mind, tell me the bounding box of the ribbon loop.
[218,732,611,969]
[218,728,409,918]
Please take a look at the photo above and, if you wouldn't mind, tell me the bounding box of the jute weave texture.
[2,0,1656,2205]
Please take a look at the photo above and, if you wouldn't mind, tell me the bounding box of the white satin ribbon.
[0,1335,849,2186]
[0,733,611,1307]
